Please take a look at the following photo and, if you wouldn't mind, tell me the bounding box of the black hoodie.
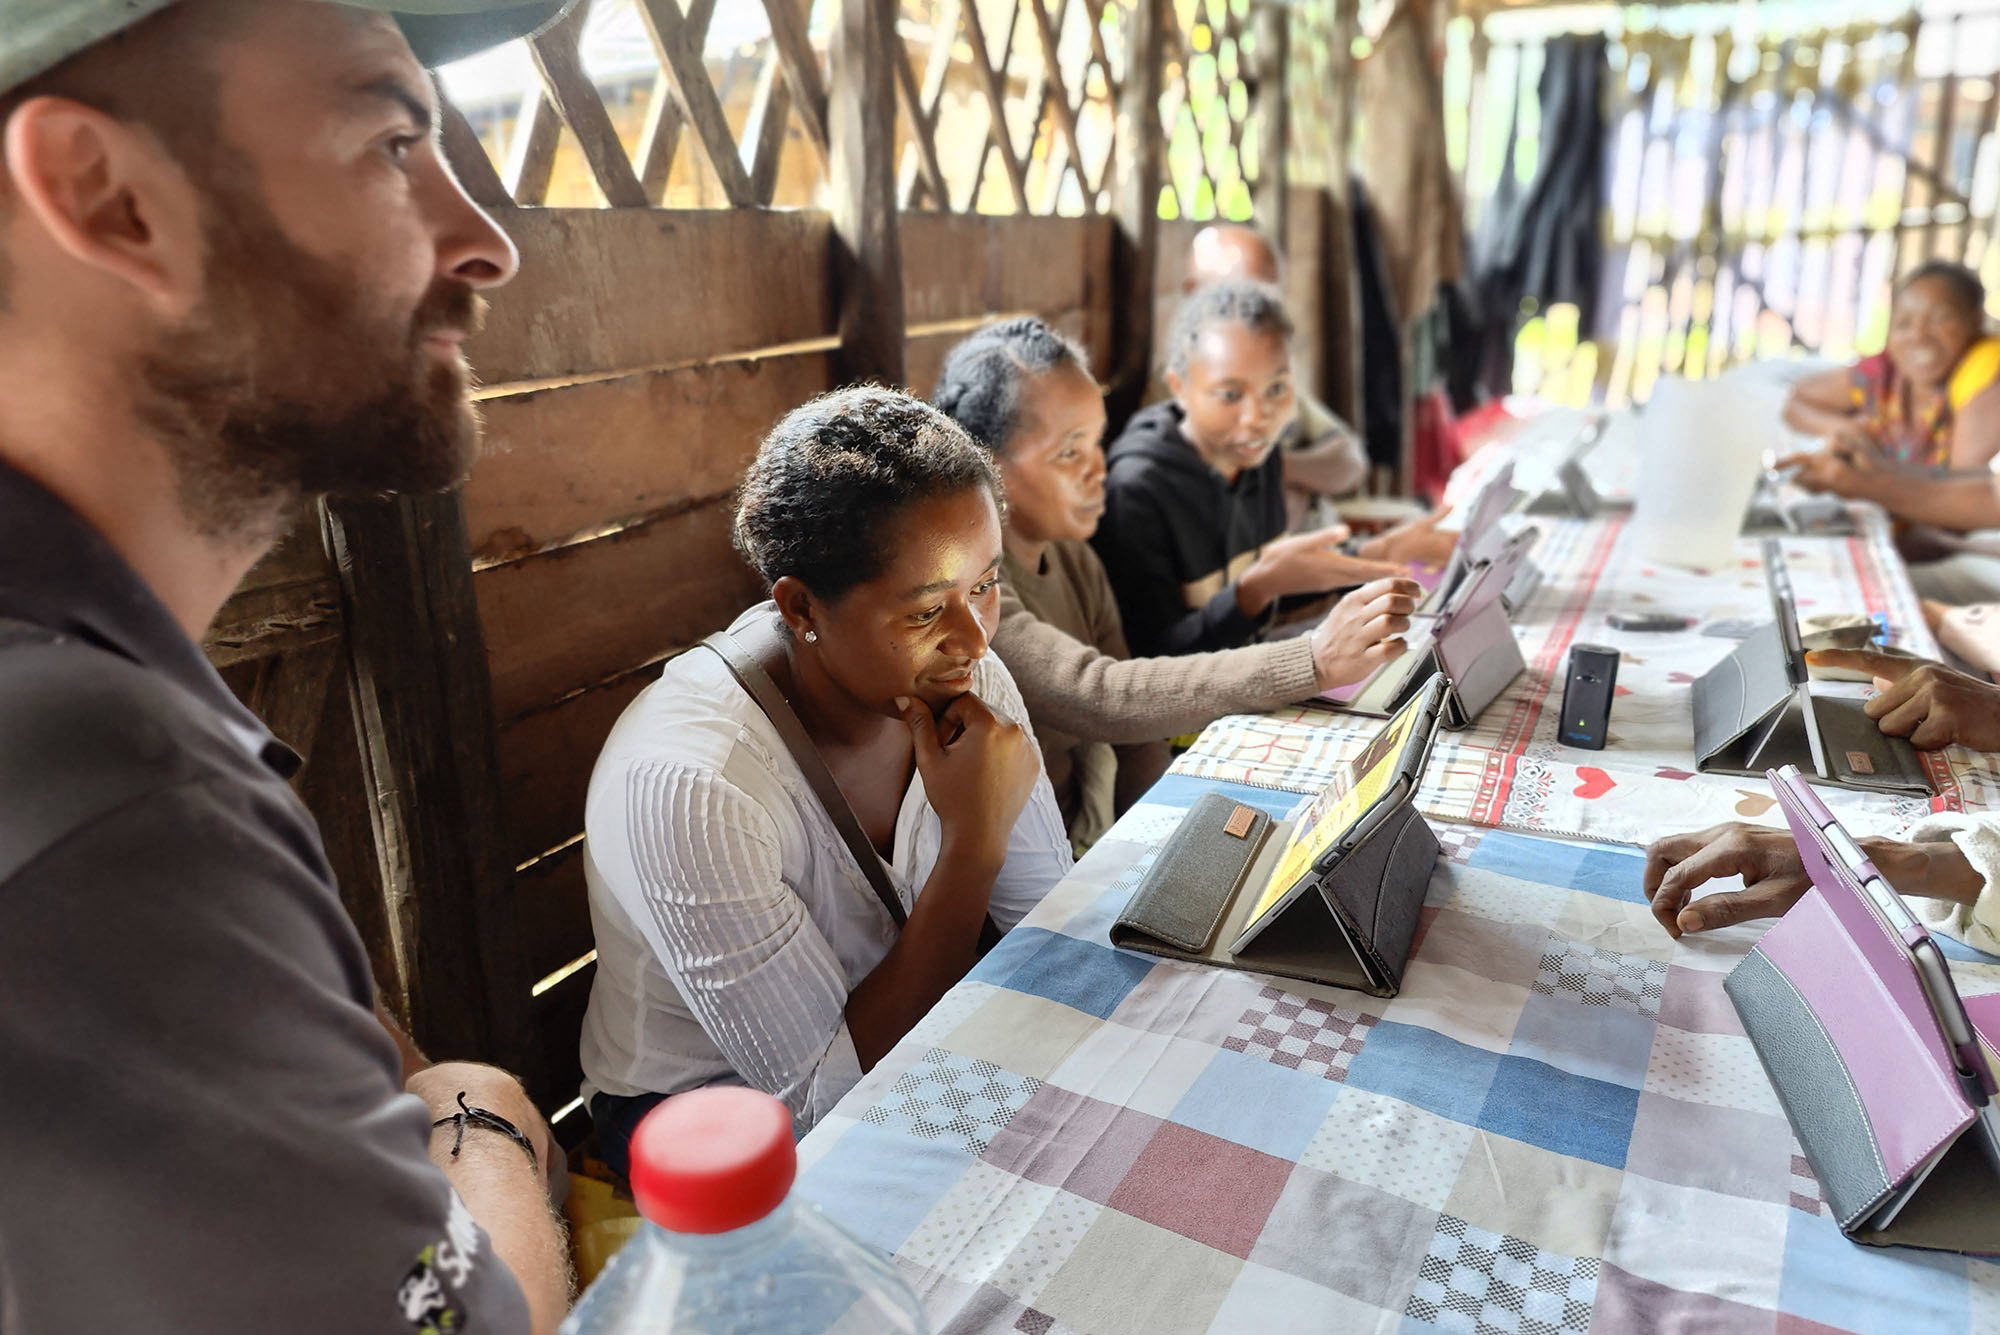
[1091,400,1288,657]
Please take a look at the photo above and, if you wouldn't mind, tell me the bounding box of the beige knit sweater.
[995,539,1321,848]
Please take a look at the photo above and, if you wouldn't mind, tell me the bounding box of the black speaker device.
[1558,644,1620,750]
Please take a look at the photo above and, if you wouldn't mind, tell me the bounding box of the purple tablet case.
[1723,770,2000,1252]
[1318,530,1530,725]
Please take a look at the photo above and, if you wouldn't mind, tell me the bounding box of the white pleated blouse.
[577,604,1074,1132]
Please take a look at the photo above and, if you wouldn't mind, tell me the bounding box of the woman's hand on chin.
[900,691,1038,869]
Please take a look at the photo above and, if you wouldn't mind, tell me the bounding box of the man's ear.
[2,96,204,316]
[1164,368,1184,403]
[771,575,818,639]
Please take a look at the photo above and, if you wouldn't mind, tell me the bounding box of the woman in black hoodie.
[1094,281,1405,656]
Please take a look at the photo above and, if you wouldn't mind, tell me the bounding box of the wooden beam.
[503,91,562,205]
[742,50,796,206]
[477,498,767,722]
[467,349,835,563]
[633,71,681,202]
[759,0,831,162]
[829,0,906,385]
[1253,0,1288,239]
[438,94,510,210]
[632,0,718,203]
[906,0,963,208]
[1924,16,1962,262]
[527,6,649,207]
[1107,0,1164,426]
[1079,0,1119,104]
[1028,0,1094,210]
[302,679,409,1025]
[322,492,525,1071]
[890,15,951,210]
[499,671,653,869]
[203,580,343,668]
[468,208,835,385]
[635,0,757,207]
[961,0,1032,213]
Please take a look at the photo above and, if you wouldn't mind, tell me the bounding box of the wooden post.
[1253,0,1290,251]
[1108,0,1166,429]
[829,0,905,386]
[322,494,525,1070]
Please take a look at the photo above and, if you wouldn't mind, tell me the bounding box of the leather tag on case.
[1113,792,1271,952]
[1111,791,1442,998]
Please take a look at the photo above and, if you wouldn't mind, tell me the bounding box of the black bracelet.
[432,1090,539,1169]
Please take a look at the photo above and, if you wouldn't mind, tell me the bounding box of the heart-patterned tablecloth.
[1169,506,1999,847]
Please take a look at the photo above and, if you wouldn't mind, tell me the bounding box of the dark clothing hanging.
[1349,178,1405,472]
[1467,33,1609,400]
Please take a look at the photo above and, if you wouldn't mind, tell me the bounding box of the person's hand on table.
[1236,530,1408,616]
[1309,577,1420,691]
[1642,824,1813,938]
[1356,506,1457,568]
[1806,648,2000,752]
[1777,436,1886,499]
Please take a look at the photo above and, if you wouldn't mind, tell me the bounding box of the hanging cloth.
[1468,33,1609,399]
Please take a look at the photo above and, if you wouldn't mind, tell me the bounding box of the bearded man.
[0,3,577,1331]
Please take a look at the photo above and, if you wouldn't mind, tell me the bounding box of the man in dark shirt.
[0,3,575,1331]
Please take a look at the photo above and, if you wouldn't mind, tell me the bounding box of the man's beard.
[137,180,486,541]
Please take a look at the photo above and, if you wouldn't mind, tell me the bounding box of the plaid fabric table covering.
[1170,506,1999,848]
[797,788,2000,1334]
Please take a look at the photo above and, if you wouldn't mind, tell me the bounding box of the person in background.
[933,317,1420,850]
[1783,261,2000,472]
[1094,280,1412,657]
[1781,262,2000,602]
[578,389,1071,1173]
[1183,223,1373,509]
[0,2,574,1331]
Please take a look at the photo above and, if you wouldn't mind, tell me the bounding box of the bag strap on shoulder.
[702,619,909,929]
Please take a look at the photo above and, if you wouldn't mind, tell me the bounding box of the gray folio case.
[1109,791,1440,997]
[1691,623,1931,793]
[1692,621,1806,777]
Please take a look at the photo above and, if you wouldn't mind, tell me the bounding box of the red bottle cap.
[627,1088,797,1235]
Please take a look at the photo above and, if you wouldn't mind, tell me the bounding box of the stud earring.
[803,629,819,644]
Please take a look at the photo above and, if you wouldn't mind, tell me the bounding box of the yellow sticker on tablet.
[1243,690,1427,927]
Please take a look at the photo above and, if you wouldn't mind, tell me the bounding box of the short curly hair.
[1162,279,1294,376]
[734,386,1004,605]
[1899,260,1987,326]
[931,316,1091,455]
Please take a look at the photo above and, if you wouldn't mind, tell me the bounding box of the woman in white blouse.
[578,386,1074,1171]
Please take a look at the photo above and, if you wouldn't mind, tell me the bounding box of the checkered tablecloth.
[797,786,2000,1334]
[1169,504,2000,849]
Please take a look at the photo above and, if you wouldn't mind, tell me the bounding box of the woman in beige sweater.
[932,317,1424,849]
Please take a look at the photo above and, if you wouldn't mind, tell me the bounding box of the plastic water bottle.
[559,1087,930,1335]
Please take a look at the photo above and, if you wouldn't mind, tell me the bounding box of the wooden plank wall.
[198,199,1304,1131]
[464,206,1116,1125]
[208,510,413,1022]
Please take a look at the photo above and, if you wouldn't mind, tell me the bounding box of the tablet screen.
[1238,685,1434,936]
